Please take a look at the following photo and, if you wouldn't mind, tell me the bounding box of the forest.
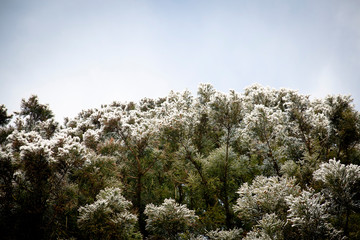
[1,84,360,240]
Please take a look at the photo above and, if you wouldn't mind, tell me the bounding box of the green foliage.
[0,104,12,126]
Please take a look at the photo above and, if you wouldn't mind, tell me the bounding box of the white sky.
[1,0,360,123]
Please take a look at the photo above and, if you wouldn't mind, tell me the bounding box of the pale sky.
[1,0,360,122]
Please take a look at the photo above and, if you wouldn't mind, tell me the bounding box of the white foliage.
[243,213,284,240]
[313,159,360,209]
[286,190,341,239]
[144,198,198,236]
[8,130,53,160]
[243,230,272,240]
[234,176,301,222]
[78,187,137,232]
[206,228,243,240]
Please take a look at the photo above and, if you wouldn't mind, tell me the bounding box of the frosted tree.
[200,145,244,228]
[242,84,279,109]
[99,102,162,235]
[281,95,331,186]
[209,90,243,227]
[325,95,360,163]
[15,95,58,138]
[78,187,141,240]
[313,159,360,236]
[234,175,300,229]
[285,190,341,240]
[240,104,287,176]
[194,83,219,155]
[144,198,198,239]
[157,90,201,204]
[243,213,285,240]
[283,91,327,157]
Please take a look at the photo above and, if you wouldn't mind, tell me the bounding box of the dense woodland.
[1,84,360,240]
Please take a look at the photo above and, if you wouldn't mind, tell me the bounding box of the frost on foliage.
[78,187,139,239]
[99,104,159,144]
[242,84,279,110]
[234,176,300,224]
[83,128,101,150]
[159,91,199,150]
[242,105,287,140]
[313,159,360,210]
[285,190,341,239]
[144,198,198,238]
[243,230,272,240]
[286,96,331,142]
[5,129,84,165]
[239,104,288,175]
[208,90,242,141]
[206,228,243,240]
[6,130,52,160]
[48,130,84,165]
[243,213,284,240]
[197,83,216,105]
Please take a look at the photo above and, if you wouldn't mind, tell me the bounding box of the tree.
[240,104,287,176]
[10,130,53,239]
[234,176,301,230]
[15,95,57,138]
[0,104,12,126]
[285,190,341,240]
[326,95,360,164]
[101,102,161,236]
[201,145,244,228]
[144,198,198,239]
[209,90,242,228]
[243,213,285,240]
[78,187,141,240]
[313,159,360,236]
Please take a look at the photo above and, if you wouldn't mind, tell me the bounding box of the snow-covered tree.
[325,95,360,163]
[240,104,287,176]
[234,176,301,227]
[313,159,360,235]
[286,190,341,239]
[78,187,141,240]
[2,84,360,239]
[144,198,198,239]
[209,90,243,227]
[243,213,284,240]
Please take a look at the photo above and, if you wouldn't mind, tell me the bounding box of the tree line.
[1,84,360,239]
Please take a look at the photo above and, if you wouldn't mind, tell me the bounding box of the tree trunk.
[224,130,231,228]
[344,207,350,237]
[136,173,146,237]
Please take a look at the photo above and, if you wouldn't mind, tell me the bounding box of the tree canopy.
[1,85,360,239]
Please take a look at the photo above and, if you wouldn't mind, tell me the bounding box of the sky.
[1,0,360,123]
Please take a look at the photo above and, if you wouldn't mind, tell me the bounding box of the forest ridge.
[1,84,360,239]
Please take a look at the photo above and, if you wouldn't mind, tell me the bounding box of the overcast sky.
[1,0,360,122]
